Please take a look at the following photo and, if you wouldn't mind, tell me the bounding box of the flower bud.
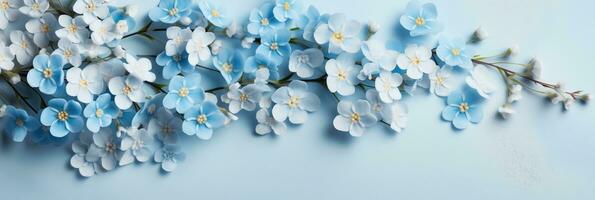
[507,84,523,103]
[180,16,192,26]
[498,103,515,119]
[368,20,380,34]
[0,105,7,117]
[210,40,223,55]
[113,45,126,58]
[241,37,255,49]
[125,5,139,16]
[563,98,575,110]
[580,93,590,103]
[472,26,488,42]
[9,73,20,84]
[503,45,519,58]
[525,58,542,79]
[226,20,240,38]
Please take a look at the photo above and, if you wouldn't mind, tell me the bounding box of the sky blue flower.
[333,100,377,137]
[148,0,192,24]
[182,102,226,140]
[83,93,119,133]
[271,80,321,124]
[256,29,291,66]
[400,1,443,37]
[247,2,282,35]
[2,106,39,142]
[119,127,155,165]
[273,0,300,22]
[436,38,475,69]
[213,49,244,84]
[132,94,165,128]
[199,1,231,28]
[40,98,84,137]
[314,13,362,54]
[156,51,194,79]
[148,108,182,144]
[244,54,279,80]
[441,89,485,129]
[86,129,120,171]
[288,48,324,78]
[26,54,65,94]
[163,73,205,113]
[154,144,186,172]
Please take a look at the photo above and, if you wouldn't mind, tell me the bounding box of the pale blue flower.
[40,98,84,137]
[255,108,286,135]
[374,71,403,103]
[148,108,182,144]
[165,26,192,56]
[271,80,320,124]
[131,94,165,128]
[86,129,120,171]
[436,38,475,69]
[400,1,443,37]
[109,6,137,31]
[55,39,82,67]
[156,51,194,79]
[247,2,281,35]
[244,54,279,80]
[182,102,226,140]
[9,31,37,65]
[314,13,361,54]
[302,6,321,42]
[119,127,155,165]
[19,0,49,18]
[25,13,59,47]
[108,76,147,110]
[441,89,484,129]
[273,0,300,22]
[154,145,186,172]
[149,0,192,24]
[55,15,89,44]
[213,49,244,84]
[2,106,40,142]
[72,0,109,24]
[288,48,324,78]
[222,83,263,113]
[27,54,65,95]
[199,1,231,28]
[70,133,99,177]
[186,27,215,65]
[83,93,118,133]
[333,100,377,137]
[163,73,205,113]
[325,53,361,96]
[256,29,291,66]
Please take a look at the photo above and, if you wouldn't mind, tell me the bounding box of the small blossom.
[385,102,408,133]
[154,145,186,172]
[525,58,542,79]
[199,1,231,28]
[156,51,193,79]
[325,53,361,96]
[9,31,37,65]
[20,0,49,17]
[436,38,474,69]
[163,73,205,113]
[273,0,300,22]
[213,49,244,84]
[148,0,191,24]
[223,83,263,113]
[108,76,147,110]
[255,108,287,135]
[333,100,377,137]
[400,1,443,37]
[247,3,280,35]
[256,29,291,66]
[70,134,99,177]
[83,94,118,133]
[123,54,156,82]
[56,15,89,44]
[375,72,403,103]
[148,108,182,144]
[429,66,455,97]
[89,19,118,45]
[72,0,109,24]
[1,106,40,142]
[25,13,58,47]
[165,26,192,56]
[66,67,105,103]
[55,39,82,67]
[80,40,110,58]
[186,27,215,65]
[244,54,279,80]
[441,90,484,129]
[288,48,324,78]
[27,54,65,94]
[0,0,18,29]
[397,44,436,79]
[119,127,155,165]
[271,80,321,124]
[465,65,496,98]
[0,44,14,72]
[314,13,362,54]
[498,103,515,119]
[182,102,226,140]
[40,98,84,137]
[507,84,522,103]
[86,129,120,171]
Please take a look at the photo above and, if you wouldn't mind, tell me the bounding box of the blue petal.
[65,116,84,133]
[32,55,49,71]
[156,52,171,66]
[26,70,43,87]
[466,106,484,123]
[441,106,458,121]
[50,121,69,137]
[168,75,184,91]
[40,108,58,126]
[39,78,57,94]
[452,112,469,129]
[420,3,438,19]
[207,111,226,128]
[86,117,100,133]
[163,61,181,79]
[447,91,464,105]
[64,100,82,116]
[49,54,65,69]
[163,93,179,110]
[48,98,67,110]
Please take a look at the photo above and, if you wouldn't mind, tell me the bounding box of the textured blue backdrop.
[1,0,594,199]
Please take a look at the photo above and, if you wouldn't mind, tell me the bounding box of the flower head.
[72,0,109,24]
[400,1,443,37]
[89,18,118,45]
[223,83,263,113]
[70,133,99,177]
[165,26,192,56]
[0,0,19,29]
[247,2,281,35]
[213,49,244,84]
[148,0,192,24]
[148,108,182,144]
[271,80,321,124]
[273,0,300,22]
[108,75,147,110]
[9,31,37,65]
[119,127,155,165]
[186,27,215,65]
[255,108,287,135]
[374,71,403,103]
[465,65,496,98]
[441,90,485,129]
[2,106,40,142]
[40,98,84,137]
[131,94,165,128]
[256,29,291,66]
[397,44,437,79]
[182,102,226,140]
[436,38,474,69]
[66,66,105,103]
[124,54,156,82]
[27,54,65,94]
[163,73,205,113]
[86,129,120,171]
[25,13,58,47]
[288,48,324,78]
[154,145,186,172]
[314,13,362,54]
[199,1,231,28]
[429,66,455,97]
[333,100,377,137]
[56,15,89,44]
[83,93,118,133]
[157,51,194,79]
[325,53,361,96]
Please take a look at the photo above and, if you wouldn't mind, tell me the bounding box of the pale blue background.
[1,0,594,199]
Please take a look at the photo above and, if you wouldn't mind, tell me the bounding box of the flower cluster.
[0,0,587,177]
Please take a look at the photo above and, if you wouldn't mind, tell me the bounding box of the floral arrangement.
[0,0,589,177]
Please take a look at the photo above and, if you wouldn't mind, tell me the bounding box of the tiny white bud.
[526,58,542,79]
[180,16,192,26]
[112,45,126,58]
[241,37,255,49]
[473,26,488,41]
[125,5,139,16]
[368,20,380,33]
[9,74,20,84]
[498,104,515,119]
[0,105,7,117]
[580,94,590,103]
[210,40,223,55]
[504,45,520,58]
[507,84,523,103]
[563,98,575,110]
[115,20,129,35]
[39,48,49,55]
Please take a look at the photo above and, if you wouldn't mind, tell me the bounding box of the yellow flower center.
[0,1,9,10]
[435,76,445,85]
[68,23,78,33]
[86,3,96,12]
[58,111,69,121]
[411,57,421,65]
[211,9,220,17]
[258,64,266,69]
[79,79,88,87]
[222,63,233,72]
[43,68,53,78]
[239,94,249,101]
[168,8,178,16]
[415,17,425,25]
[283,2,291,10]
[332,32,344,42]
[260,18,269,26]
[337,69,347,80]
[196,114,207,124]
[122,85,132,95]
[41,24,50,33]
[95,109,104,117]
[63,49,72,58]
[458,102,469,112]
[178,87,189,97]
[15,119,24,126]
[20,41,28,49]
[451,48,461,56]
[270,42,279,50]
[350,112,360,123]
[172,54,182,61]
[31,3,40,11]
[288,96,299,108]
[383,81,392,91]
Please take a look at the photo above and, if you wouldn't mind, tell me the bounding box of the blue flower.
[182,102,226,140]
[163,73,205,113]
[313,13,362,54]
[441,89,485,129]
[273,0,300,22]
[213,49,244,84]
[40,98,84,137]
[83,93,119,133]
[247,2,282,35]
[109,6,137,31]
[199,1,231,28]
[26,54,65,94]
[436,38,475,69]
[148,0,192,24]
[271,80,321,124]
[156,51,194,79]
[244,54,279,80]
[148,108,182,144]
[131,94,165,128]
[2,106,39,142]
[400,1,443,37]
[256,29,291,66]
[154,144,186,172]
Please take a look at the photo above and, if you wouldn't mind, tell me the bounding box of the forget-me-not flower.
[0,0,18,29]
[271,80,321,124]
[89,18,118,45]
[110,6,137,31]
[244,54,280,80]
[70,134,99,177]
[83,93,118,133]
[273,0,300,22]
[2,106,40,142]
[163,73,205,113]
[56,15,89,44]
[289,48,324,78]
[154,145,186,172]
[400,1,443,37]
[55,39,82,67]
[123,54,156,82]
[199,1,231,28]
[72,0,109,24]
[9,31,37,65]
[222,83,263,113]
[325,53,361,96]
[247,2,281,35]
[255,108,287,135]
[65,66,105,103]
[86,129,120,171]
[374,71,403,103]
[119,127,155,165]
[182,101,226,140]
[213,49,244,84]
[397,44,437,79]
[19,0,49,17]
[25,13,58,47]
[131,94,165,128]
[165,26,192,56]
[256,29,291,66]
[149,0,191,24]
[186,27,215,65]
[27,54,65,95]
[108,75,147,110]
[385,102,408,133]
[436,38,475,69]
[364,89,390,120]
[465,65,496,98]
[314,13,362,54]
[157,51,193,79]
[441,89,485,129]
[148,108,182,144]
[40,98,84,137]
[0,44,14,72]
[429,66,455,97]
[333,100,377,137]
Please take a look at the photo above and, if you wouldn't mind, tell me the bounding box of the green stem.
[2,78,38,113]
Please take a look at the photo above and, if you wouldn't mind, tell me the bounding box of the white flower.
[55,39,82,67]
[374,71,403,103]
[112,45,125,58]
[73,0,109,24]
[0,0,18,29]
[25,13,58,47]
[325,53,361,96]
[114,20,129,36]
[368,20,380,33]
[154,145,186,172]
[466,65,496,98]
[86,129,119,171]
[472,26,488,42]
[222,83,263,113]
[241,37,255,49]
[66,67,105,103]
[70,133,99,177]
[186,27,215,65]
[365,89,391,120]
[9,31,37,65]
[397,44,437,79]
[89,19,117,45]
[225,20,241,38]
[108,76,147,110]
[429,67,455,97]
[288,48,324,78]
[124,54,156,82]
[56,15,89,43]
[119,127,155,166]
[333,100,377,137]
[165,26,192,56]
[271,80,321,124]
[507,84,522,103]
[125,5,138,16]
[498,103,515,119]
[0,44,14,72]
[314,13,362,54]
[19,0,49,17]
[384,102,408,133]
[179,16,192,26]
[255,108,287,135]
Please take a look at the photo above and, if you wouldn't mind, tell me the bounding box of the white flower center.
[58,111,69,121]
[288,96,299,108]
[415,17,425,25]
[458,102,469,112]
[196,114,207,124]
[178,87,189,97]
[222,63,233,72]
[337,69,347,80]
[211,9,220,17]
[269,42,279,50]
[79,79,89,88]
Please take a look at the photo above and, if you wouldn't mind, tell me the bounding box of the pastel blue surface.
[1,0,594,199]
